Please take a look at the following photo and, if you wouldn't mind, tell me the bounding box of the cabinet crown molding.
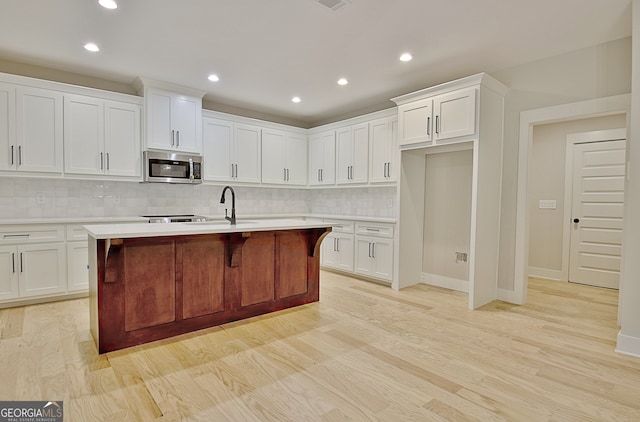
[133,77,206,98]
[391,72,508,106]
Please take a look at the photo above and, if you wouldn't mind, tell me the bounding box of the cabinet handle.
[176,130,180,147]
[318,169,321,182]
[235,164,238,178]
[10,145,14,166]
[106,153,110,170]
[387,162,391,178]
[284,168,287,181]
[20,252,23,273]
[366,228,380,232]
[18,146,22,165]
[435,115,440,135]
[4,234,30,239]
[371,242,376,259]
[11,253,15,273]
[320,168,323,181]
[231,164,235,178]
[100,152,104,170]
[368,242,372,258]
[426,116,431,136]
[171,130,175,146]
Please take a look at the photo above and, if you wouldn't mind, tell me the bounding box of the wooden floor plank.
[1,271,640,421]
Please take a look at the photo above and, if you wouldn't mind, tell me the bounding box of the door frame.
[563,129,627,284]
[511,94,630,305]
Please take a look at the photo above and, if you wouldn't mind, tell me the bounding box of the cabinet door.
[172,94,201,153]
[355,237,374,277]
[336,127,352,184]
[285,133,307,185]
[351,123,369,183]
[321,233,339,268]
[371,238,393,281]
[105,101,141,177]
[0,246,19,301]
[277,231,308,298]
[261,129,286,184]
[336,234,354,272]
[398,97,432,146]
[178,235,225,319]
[18,243,66,297]
[146,89,173,150]
[64,94,104,175]
[67,241,89,292]
[0,83,16,172]
[308,131,335,186]
[434,88,476,142]
[16,86,63,173]
[234,124,261,183]
[369,118,391,183]
[123,239,176,331]
[203,117,233,181]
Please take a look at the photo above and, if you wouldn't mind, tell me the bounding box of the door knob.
[573,218,580,223]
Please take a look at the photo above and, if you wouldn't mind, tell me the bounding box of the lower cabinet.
[354,236,394,282]
[67,241,89,293]
[321,220,394,284]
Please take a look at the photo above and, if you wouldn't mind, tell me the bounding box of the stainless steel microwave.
[143,151,202,184]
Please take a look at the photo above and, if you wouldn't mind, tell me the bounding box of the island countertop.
[83,218,329,239]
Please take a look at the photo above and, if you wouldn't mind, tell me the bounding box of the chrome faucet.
[220,186,236,225]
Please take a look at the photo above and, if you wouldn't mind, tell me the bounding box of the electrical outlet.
[455,252,468,263]
[36,192,45,204]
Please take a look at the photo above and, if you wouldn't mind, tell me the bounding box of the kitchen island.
[84,219,331,353]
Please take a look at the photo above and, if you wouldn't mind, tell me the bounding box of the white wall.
[617,0,640,357]
[423,150,472,281]
[493,36,632,291]
[528,114,626,275]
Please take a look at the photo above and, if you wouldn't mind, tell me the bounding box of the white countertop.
[83,218,332,239]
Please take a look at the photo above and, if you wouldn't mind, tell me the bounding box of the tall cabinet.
[391,73,508,309]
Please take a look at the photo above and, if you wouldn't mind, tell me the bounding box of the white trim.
[421,273,469,293]
[513,94,630,305]
[528,267,563,281]
[616,331,640,358]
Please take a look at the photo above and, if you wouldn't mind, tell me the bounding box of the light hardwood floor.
[1,272,639,421]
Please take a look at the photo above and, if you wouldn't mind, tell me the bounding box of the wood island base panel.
[88,227,330,353]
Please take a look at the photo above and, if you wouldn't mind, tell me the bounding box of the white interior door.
[569,138,626,289]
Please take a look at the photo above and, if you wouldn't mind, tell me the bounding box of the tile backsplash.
[0,178,397,220]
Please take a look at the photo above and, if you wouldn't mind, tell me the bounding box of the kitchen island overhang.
[84,219,332,353]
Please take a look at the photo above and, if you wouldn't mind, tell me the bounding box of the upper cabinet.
[134,78,205,154]
[336,123,369,185]
[308,130,336,186]
[64,94,141,178]
[369,117,398,183]
[261,128,307,186]
[0,85,63,174]
[396,86,476,147]
[202,117,261,184]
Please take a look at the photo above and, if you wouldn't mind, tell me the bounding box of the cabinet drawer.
[0,225,65,244]
[355,222,394,238]
[66,225,88,241]
[324,220,354,233]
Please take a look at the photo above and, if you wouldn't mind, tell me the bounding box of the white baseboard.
[528,266,563,281]
[497,288,524,305]
[616,331,640,358]
[421,273,469,293]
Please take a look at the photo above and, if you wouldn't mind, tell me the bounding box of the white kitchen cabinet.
[261,128,307,185]
[336,123,368,184]
[0,82,16,172]
[4,86,63,174]
[64,95,141,178]
[397,87,476,147]
[322,232,354,272]
[67,241,89,292]
[354,236,394,282]
[308,130,336,186]
[0,245,19,301]
[144,87,202,153]
[202,117,261,183]
[369,117,398,183]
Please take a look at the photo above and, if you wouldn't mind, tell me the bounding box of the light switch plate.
[539,199,557,209]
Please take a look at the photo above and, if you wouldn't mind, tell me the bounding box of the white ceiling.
[0,0,632,126]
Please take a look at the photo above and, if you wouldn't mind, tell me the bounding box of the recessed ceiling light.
[208,74,220,82]
[337,78,348,86]
[291,97,301,103]
[399,53,413,62]
[84,43,100,52]
[98,0,118,9]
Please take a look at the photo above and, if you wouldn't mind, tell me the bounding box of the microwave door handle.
[189,159,194,182]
